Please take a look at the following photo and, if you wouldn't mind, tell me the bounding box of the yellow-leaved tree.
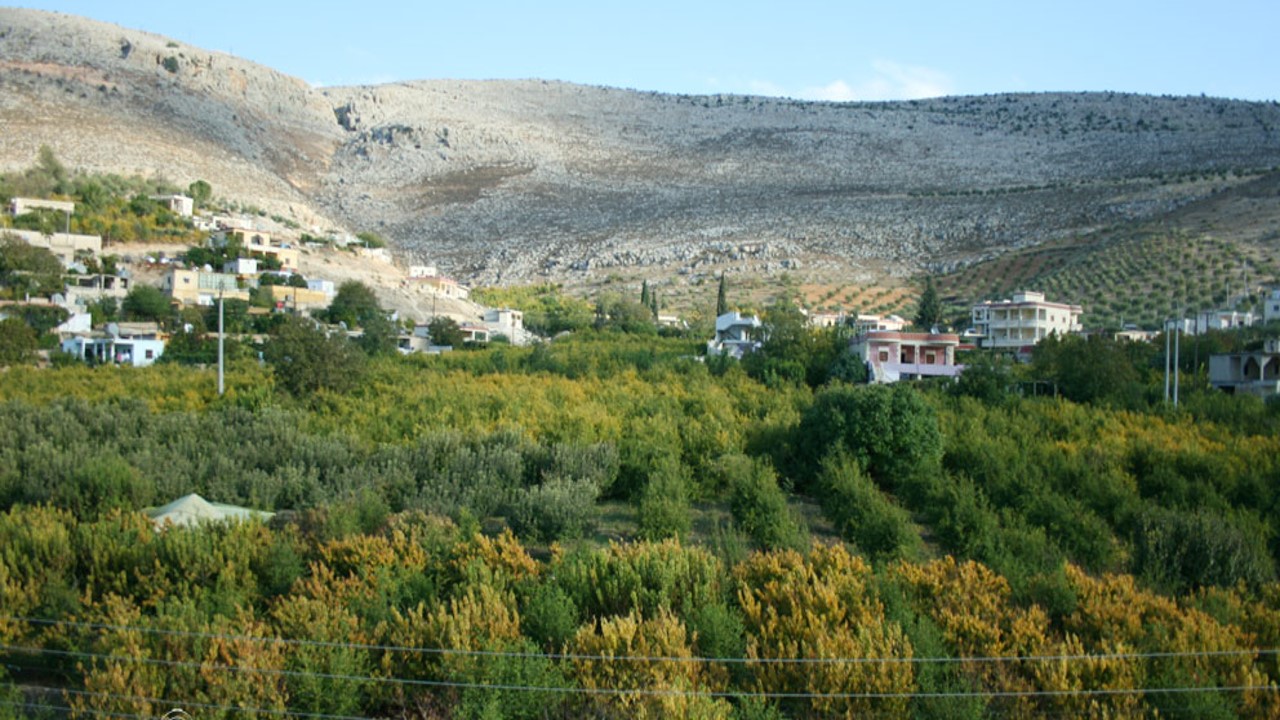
[737,543,914,718]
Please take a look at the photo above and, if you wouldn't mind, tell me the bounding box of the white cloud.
[748,60,954,103]
[803,80,859,102]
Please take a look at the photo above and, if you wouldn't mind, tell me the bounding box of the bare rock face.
[3,8,1280,286]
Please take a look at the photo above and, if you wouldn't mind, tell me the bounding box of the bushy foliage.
[817,449,921,562]
[263,316,366,396]
[720,454,806,551]
[796,382,943,488]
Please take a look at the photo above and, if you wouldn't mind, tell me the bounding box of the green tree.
[87,297,120,326]
[263,315,365,396]
[0,234,64,298]
[323,280,382,328]
[36,144,69,194]
[354,231,386,249]
[595,294,657,334]
[914,276,942,331]
[357,311,399,356]
[1032,334,1151,406]
[121,285,171,322]
[950,352,1012,405]
[426,316,465,348]
[187,179,213,208]
[796,383,943,489]
[716,273,729,317]
[0,317,38,366]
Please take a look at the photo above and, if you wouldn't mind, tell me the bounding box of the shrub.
[637,457,692,541]
[796,383,942,490]
[507,476,599,542]
[818,450,920,562]
[721,454,807,551]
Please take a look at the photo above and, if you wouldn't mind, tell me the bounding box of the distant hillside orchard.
[1,325,1279,718]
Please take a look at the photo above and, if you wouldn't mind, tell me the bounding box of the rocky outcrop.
[3,8,1279,286]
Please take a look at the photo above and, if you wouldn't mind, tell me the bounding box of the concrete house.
[151,194,194,217]
[971,291,1082,350]
[216,229,300,271]
[3,228,102,268]
[484,308,532,345]
[61,322,165,367]
[163,268,249,306]
[1209,339,1280,398]
[707,312,763,358]
[851,329,964,383]
[1266,289,1280,325]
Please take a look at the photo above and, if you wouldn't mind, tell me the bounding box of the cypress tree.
[716,274,728,317]
[915,276,942,331]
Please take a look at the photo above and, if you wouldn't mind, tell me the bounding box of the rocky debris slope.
[3,8,1280,286]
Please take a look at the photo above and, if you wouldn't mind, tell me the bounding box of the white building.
[1267,289,1280,325]
[484,308,532,345]
[10,197,74,216]
[223,257,259,275]
[61,322,165,367]
[971,291,1083,350]
[850,330,964,383]
[1194,310,1254,335]
[151,194,194,217]
[707,311,762,358]
[852,313,907,332]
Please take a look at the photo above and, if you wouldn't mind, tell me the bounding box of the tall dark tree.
[264,315,365,396]
[716,274,729,317]
[914,276,942,331]
[323,281,383,328]
[187,179,213,208]
[426,316,465,348]
[0,317,38,366]
[640,280,651,310]
[121,285,171,322]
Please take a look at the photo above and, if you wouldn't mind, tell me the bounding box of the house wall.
[3,229,102,267]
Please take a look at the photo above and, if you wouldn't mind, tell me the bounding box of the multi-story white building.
[971,291,1082,350]
[707,311,762,358]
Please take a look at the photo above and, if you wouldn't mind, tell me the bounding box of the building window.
[925,352,936,364]
[878,350,889,362]
[145,349,154,359]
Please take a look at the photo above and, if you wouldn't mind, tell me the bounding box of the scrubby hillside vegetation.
[1,322,1279,718]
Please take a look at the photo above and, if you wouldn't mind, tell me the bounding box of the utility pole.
[217,291,225,396]
[1164,320,1171,403]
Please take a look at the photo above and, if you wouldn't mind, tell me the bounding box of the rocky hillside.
[3,8,1279,290]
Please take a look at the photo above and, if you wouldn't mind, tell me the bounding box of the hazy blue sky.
[12,1,1279,101]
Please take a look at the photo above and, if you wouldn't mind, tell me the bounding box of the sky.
[10,1,1280,102]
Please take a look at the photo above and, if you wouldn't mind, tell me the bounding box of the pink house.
[850,330,964,383]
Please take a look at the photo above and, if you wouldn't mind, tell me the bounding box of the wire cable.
[0,697,160,720]
[6,615,1279,668]
[18,684,372,720]
[2,644,1277,701]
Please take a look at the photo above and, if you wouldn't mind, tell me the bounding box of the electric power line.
[2,644,1277,702]
[14,684,370,720]
[6,615,1279,668]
